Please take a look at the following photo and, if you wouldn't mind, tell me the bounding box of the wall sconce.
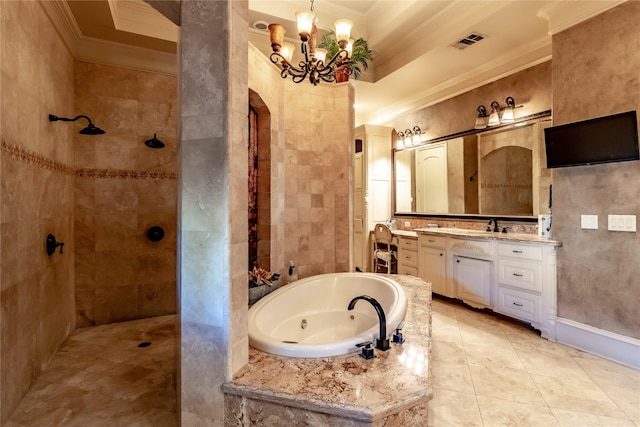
[475,105,488,129]
[49,114,106,135]
[396,126,422,150]
[483,97,520,127]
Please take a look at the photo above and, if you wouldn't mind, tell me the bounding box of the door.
[415,143,448,213]
[354,145,365,271]
[453,255,491,307]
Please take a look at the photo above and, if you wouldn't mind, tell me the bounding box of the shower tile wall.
[73,61,177,327]
[0,1,75,422]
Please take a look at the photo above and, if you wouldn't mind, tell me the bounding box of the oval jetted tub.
[248,272,408,358]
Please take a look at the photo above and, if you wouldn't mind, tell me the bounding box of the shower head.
[49,114,106,135]
[144,133,165,149]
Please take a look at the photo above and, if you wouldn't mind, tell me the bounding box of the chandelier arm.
[324,49,350,69]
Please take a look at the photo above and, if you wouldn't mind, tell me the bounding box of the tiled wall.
[73,61,177,327]
[0,1,75,422]
[551,2,640,339]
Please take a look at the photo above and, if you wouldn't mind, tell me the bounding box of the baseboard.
[555,317,640,369]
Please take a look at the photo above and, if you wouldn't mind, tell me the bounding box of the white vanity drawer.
[399,237,418,251]
[496,287,542,323]
[398,265,418,276]
[399,250,418,268]
[498,260,542,292]
[498,242,542,261]
[419,235,446,248]
[448,238,492,257]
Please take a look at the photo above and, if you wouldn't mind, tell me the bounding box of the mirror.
[394,119,553,218]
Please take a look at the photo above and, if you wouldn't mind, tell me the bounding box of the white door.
[415,143,448,213]
[394,149,413,212]
[354,151,365,271]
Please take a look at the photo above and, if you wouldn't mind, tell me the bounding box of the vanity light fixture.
[49,114,106,135]
[268,0,354,85]
[474,105,488,129]
[487,101,501,126]
[501,96,516,123]
[484,97,520,126]
[396,126,422,150]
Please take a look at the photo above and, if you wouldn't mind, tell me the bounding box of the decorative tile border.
[2,141,176,181]
[1,140,75,175]
[481,183,532,189]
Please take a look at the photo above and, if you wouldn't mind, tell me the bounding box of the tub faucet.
[347,295,390,351]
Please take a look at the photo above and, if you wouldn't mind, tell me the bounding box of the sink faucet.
[348,295,390,351]
[487,218,499,233]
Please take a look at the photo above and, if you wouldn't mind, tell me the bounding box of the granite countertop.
[223,275,433,423]
[412,227,562,246]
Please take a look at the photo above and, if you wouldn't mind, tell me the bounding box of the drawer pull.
[512,250,523,254]
[428,239,435,243]
[512,273,524,277]
[440,253,443,256]
[512,302,524,307]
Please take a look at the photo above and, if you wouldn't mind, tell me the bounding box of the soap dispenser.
[287,260,298,283]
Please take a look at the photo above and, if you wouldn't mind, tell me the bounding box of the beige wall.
[73,61,177,327]
[551,2,640,339]
[0,1,75,422]
[389,61,552,139]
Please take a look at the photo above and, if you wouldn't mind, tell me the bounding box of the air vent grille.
[450,33,486,50]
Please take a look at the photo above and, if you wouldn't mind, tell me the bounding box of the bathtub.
[248,273,407,358]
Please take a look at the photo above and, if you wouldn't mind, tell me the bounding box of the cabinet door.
[453,256,491,307]
[419,246,447,295]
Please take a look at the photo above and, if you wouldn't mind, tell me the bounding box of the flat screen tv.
[544,110,639,168]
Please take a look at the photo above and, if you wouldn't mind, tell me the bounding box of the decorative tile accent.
[1,140,74,175]
[1,141,176,181]
[76,168,177,180]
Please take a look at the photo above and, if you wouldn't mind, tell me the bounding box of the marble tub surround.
[224,275,432,425]
[413,227,561,246]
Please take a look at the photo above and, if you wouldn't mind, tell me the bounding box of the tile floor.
[429,296,640,426]
[6,299,640,426]
[6,315,176,427]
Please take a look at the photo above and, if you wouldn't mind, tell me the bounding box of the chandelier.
[268,0,354,85]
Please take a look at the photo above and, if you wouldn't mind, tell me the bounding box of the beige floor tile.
[532,373,628,418]
[517,349,593,381]
[432,360,476,394]
[431,339,468,365]
[428,389,483,427]
[476,395,559,427]
[469,365,546,405]
[464,342,527,372]
[574,356,640,389]
[551,408,636,427]
[598,382,640,422]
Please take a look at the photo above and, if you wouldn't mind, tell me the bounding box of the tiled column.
[178,0,248,424]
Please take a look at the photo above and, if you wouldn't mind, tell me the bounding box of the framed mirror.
[393,116,553,219]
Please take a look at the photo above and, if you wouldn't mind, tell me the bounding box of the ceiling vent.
[450,33,486,50]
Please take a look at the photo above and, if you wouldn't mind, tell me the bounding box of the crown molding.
[41,0,177,76]
[536,0,627,35]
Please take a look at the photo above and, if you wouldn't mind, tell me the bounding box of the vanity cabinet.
[495,242,551,326]
[415,229,559,340]
[453,256,492,307]
[397,236,419,276]
[418,235,449,296]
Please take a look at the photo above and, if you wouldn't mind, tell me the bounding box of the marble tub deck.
[223,275,433,426]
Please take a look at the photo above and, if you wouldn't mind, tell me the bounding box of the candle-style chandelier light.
[267,0,354,85]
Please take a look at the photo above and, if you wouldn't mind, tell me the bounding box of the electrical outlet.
[404,221,411,227]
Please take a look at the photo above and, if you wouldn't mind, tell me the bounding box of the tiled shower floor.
[6,300,640,426]
[6,315,177,427]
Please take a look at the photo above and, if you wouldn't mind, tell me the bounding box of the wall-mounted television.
[544,110,639,168]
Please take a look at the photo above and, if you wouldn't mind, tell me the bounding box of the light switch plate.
[608,214,637,232]
[581,214,598,230]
